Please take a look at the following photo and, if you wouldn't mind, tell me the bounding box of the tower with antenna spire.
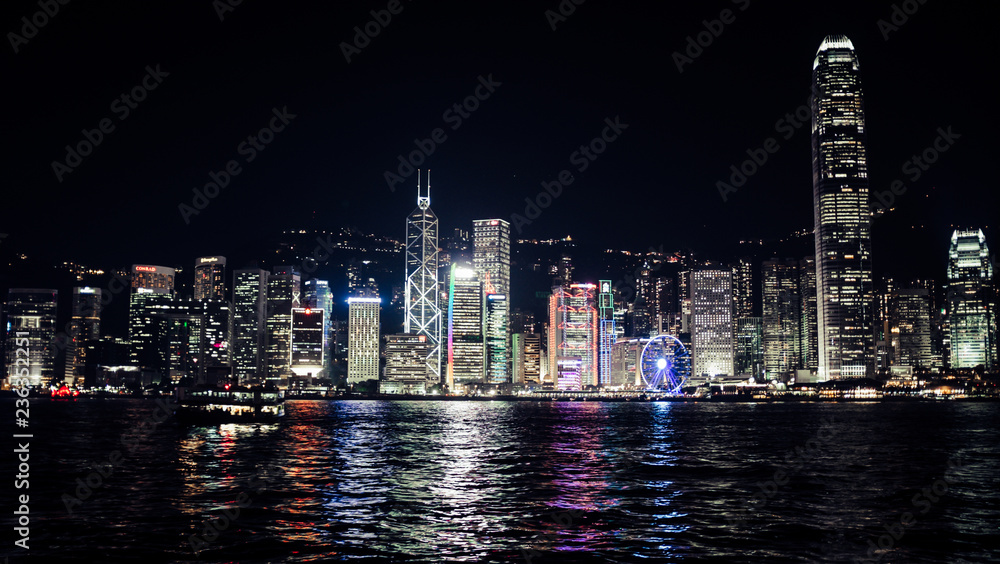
[404,169,442,386]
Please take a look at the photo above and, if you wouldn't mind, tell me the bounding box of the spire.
[417,169,430,210]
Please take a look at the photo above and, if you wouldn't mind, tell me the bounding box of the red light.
[490,220,499,226]
[305,308,312,314]
[225,384,231,390]
[135,266,156,273]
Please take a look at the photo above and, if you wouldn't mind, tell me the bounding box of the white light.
[657,358,667,370]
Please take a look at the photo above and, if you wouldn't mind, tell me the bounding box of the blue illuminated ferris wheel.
[639,335,690,393]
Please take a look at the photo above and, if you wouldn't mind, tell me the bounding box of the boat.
[173,385,285,424]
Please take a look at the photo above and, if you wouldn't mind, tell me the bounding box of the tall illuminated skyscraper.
[474,218,511,381]
[232,269,269,384]
[347,296,380,384]
[549,283,598,390]
[484,293,509,384]
[691,270,734,378]
[598,280,615,386]
[404,170,442,383]
[65,287,101,385]
[265,266,300,383]
[128,265,175,366]
[447,264,484,390]
[4,288,58,387]
[812,35,874,380]
[473,219,511,295]
[304,279,333,378]
[194,256,226,301]
[762,259,801,378]
[947,229,995,370]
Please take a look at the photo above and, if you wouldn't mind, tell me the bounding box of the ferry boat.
[174,385,284,424]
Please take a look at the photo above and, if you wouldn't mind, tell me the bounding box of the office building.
[232,269,269,385]
[812,35,875,380]
[447,265,484,390]
[549,283,598,390]
[265,266,300,383]
[404,170,442,383]
[347,297,380,384]
[947,229,995,369]
[194,256,226,301]
[128,265,175,366]
[381,333,430,394]
[290,307,325,379]
[4,288,58,387]
[691,270,734,378]
[65,287,101,386]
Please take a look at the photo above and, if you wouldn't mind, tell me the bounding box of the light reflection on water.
[15,398,1000,563]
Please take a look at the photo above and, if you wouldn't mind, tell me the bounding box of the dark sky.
[2,0,996,282]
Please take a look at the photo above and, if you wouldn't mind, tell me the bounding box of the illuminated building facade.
[232,269,269,385]
[4,288,58,387]
[812,35,875,380]
[763,259,801,377]
[304,279,333,378]
[610,338,649,388]
[265,266,300,383]
[891,288,933,371]
[347,297,380,384]
[947,229,995,369]
[735,316,763,379]
[194,256,226,301]
[65,287,102,386]
[132,296,231,383]
[447,265,484,390]
[485,293,509,384]
[799,256,818,370]
[474,218,510,379]
[128,264,175,366]
[381,333,430,394]
[404,170,442,383]
[549,283,598,390]
[691,270,734,378]
[290,307,325,378]
[598,279,615,386]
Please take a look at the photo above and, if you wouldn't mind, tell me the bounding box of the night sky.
[3,0,996,282]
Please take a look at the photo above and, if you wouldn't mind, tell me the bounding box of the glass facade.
[812,35,874,380]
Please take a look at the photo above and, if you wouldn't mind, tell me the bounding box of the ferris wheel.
[639,334,690,393]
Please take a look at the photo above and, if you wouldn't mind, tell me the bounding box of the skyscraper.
[691,270,734,378]
[4,288,58,387]
[447,265,484,390]
[812,35,875,380]
[892,288,933,371]
[232,269,269,385]
[549,283,598,390]
[799,256,819,371]
[194,256,226,301]
[290,307,325,379]
[735,317,763,379]
[762,259,802,378]
[474,218,511,382]
[304,279,333,378]
[265,266,300,383]
[128,265,175,366]
[598,280,615,386]
[382,333,431,394]
[404,170,442,383]
[484,293,509,384]
[65,287,102,386]
[347,296,380,384]
[947,229,995,370]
